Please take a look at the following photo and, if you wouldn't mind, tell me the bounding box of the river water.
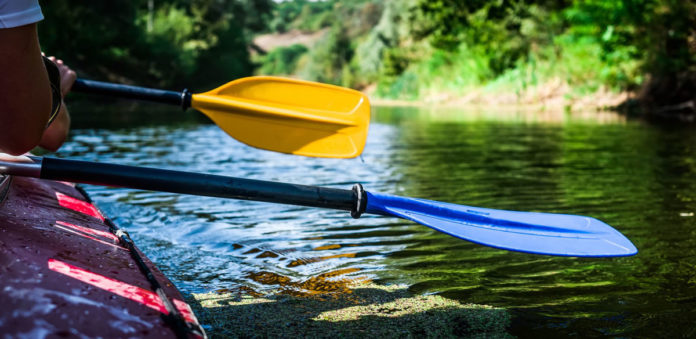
[57,101,696,337]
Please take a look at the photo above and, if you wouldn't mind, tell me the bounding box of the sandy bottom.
[186,282,511,338]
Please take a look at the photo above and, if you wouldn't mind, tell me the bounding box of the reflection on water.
[58,102,696,337]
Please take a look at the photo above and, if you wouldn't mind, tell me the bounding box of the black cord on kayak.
[0,175,11,206]
[74,185,207,339]
[114,228,197,339]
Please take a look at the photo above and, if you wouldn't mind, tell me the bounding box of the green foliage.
[564,0,696,78]
[269,0,338,33]
[357,1,412,84]
[256,0,694,104]
[298,22,354,86]
[135,5,201,84]
[410,0,564,77]
[258,44,308,75]
[268,0,378,34]
[372,0,694,99]
[38,2,142,80]
[35,0,696,104]
[38,0,272,89]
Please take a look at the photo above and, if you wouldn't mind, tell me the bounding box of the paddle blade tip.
[585,217,638,257]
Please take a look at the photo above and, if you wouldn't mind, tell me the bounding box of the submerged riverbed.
[58,101,696,337]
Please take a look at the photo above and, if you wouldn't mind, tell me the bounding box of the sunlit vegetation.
[39,0,273,90]
[38,0,695,115]
[257,0,695,115]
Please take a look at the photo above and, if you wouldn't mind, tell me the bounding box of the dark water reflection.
[58,101,696,337]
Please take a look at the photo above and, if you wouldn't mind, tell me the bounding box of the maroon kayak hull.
[0,176,202,337]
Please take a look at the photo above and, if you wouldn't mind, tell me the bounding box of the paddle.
[0,155,637,257]
[71,77,370,158]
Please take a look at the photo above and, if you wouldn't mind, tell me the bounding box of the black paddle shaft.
[72,79,192,110]
[40,157,361,215]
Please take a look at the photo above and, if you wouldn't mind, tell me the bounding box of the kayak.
[0,174,205,338]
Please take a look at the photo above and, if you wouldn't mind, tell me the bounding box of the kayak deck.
[0,176,204,337]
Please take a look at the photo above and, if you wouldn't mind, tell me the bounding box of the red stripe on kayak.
[54,223,126,251]
[56,192,104,221]
[48,259,197,323]
[56,220,119,241]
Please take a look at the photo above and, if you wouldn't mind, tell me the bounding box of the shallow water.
[58,101,696,337]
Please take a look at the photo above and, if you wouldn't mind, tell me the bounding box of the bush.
[258,44,309,75]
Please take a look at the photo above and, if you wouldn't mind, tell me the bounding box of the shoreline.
[368,99,629,124]
[370,97,616,111]
[364,78,633,113]
[364,83,636,124]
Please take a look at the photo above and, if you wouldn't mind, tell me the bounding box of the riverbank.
[185,282,511,338]
[365,79,631,113]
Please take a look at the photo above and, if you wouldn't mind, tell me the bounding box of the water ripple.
[57,105,696,337]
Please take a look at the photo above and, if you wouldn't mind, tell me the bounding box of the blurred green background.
[39,0,695,117]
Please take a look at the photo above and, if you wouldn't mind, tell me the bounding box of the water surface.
[58,101,696,337]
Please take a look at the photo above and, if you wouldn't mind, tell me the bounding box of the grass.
[373,38,638,111]
[186,282,511,338]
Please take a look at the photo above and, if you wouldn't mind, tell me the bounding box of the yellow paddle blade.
[191,76,370,158]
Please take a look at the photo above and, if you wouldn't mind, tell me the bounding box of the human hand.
[39,54,73,152]
[43,54,76,97]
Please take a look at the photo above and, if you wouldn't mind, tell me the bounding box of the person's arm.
[0,23,53,155]
[39,56,75,152]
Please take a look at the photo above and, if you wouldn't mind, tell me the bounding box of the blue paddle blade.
[364,192,637,257]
